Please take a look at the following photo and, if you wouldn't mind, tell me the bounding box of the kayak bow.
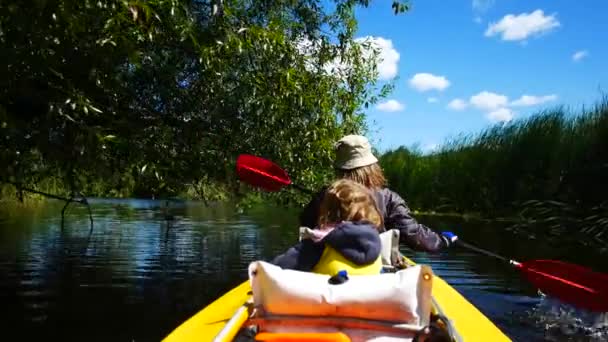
[163,255,511,342]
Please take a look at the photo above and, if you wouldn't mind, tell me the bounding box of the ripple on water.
[3,200,607,342]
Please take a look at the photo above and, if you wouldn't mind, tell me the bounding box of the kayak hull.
[163,256,511,341]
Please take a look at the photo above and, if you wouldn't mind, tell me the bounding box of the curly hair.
[317,179,383,230]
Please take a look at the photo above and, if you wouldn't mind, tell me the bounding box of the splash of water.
[525,292,608,341]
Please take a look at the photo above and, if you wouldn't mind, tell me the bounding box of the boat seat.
[379,229,403,268]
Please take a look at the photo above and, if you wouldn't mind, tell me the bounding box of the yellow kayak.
[163,255,511,341]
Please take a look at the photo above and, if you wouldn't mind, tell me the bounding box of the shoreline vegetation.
[381,98,608,252]
[3,99,607,252]
[1,1,606,251]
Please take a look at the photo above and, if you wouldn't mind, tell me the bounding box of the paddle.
[456,240,608,313]
[235,154,313,194]
[235,153,608,313]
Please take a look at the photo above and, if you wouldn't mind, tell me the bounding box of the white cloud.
[409,73,450,92]
[511,94,557,107]
[473,0,495,12]
[487,108,514,122]
[447,98,468,111]
[485,10,560,41]
[451,89,556,123]
[376,99,405,112]
[427,97,438,103]
[470,91,508,111]
[572,50,588,62]
[355,36,400,80]
[296,36,399,81]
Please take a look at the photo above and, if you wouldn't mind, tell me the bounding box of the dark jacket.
[272,221,382,272]
[299,187,448,253]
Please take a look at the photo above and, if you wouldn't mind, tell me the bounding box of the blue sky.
[350,0,608,152]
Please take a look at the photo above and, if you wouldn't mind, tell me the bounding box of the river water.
[0,198,606,341]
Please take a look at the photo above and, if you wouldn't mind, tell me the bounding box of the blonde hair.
[317,179,383,230]
[336,163,387,189]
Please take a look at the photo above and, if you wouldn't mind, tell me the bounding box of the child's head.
[317,179,383,230]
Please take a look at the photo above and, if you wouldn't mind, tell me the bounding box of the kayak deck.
[162,256,511,341]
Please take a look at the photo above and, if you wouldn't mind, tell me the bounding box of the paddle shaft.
[455,240,521,267]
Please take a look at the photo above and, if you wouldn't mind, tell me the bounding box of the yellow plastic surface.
[163,257,512,342]
[162,280,251,342]
[402,256,512,342]
[312,245,382,276]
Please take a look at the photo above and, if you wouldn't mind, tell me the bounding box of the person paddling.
[272,179,384,275]
[299,134,457,253]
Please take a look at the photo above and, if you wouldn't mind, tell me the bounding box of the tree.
[1,0,406,202]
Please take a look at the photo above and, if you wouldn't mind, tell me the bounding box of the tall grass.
[380,98,608,247]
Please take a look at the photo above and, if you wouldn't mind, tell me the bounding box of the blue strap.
[328,269,349,285]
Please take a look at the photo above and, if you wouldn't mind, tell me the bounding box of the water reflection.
[0,199,605,341]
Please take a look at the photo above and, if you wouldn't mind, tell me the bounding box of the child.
[271,179,384,276]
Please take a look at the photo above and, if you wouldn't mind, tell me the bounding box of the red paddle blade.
[236,154,292,192]
[517,260,608,312]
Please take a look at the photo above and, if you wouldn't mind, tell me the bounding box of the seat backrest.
[379,229,401,266]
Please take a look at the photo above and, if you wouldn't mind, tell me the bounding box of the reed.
[380,97,608,246]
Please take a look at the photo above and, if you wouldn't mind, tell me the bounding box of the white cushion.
[248,261,433,326]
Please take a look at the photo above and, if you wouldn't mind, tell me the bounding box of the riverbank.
[3,94,607,253]
[0,181,516,222]
[0,180,232,204]
[3,182,606,255]
[380,97,608,251]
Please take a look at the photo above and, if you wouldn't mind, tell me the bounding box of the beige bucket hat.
[334,135,378,170]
